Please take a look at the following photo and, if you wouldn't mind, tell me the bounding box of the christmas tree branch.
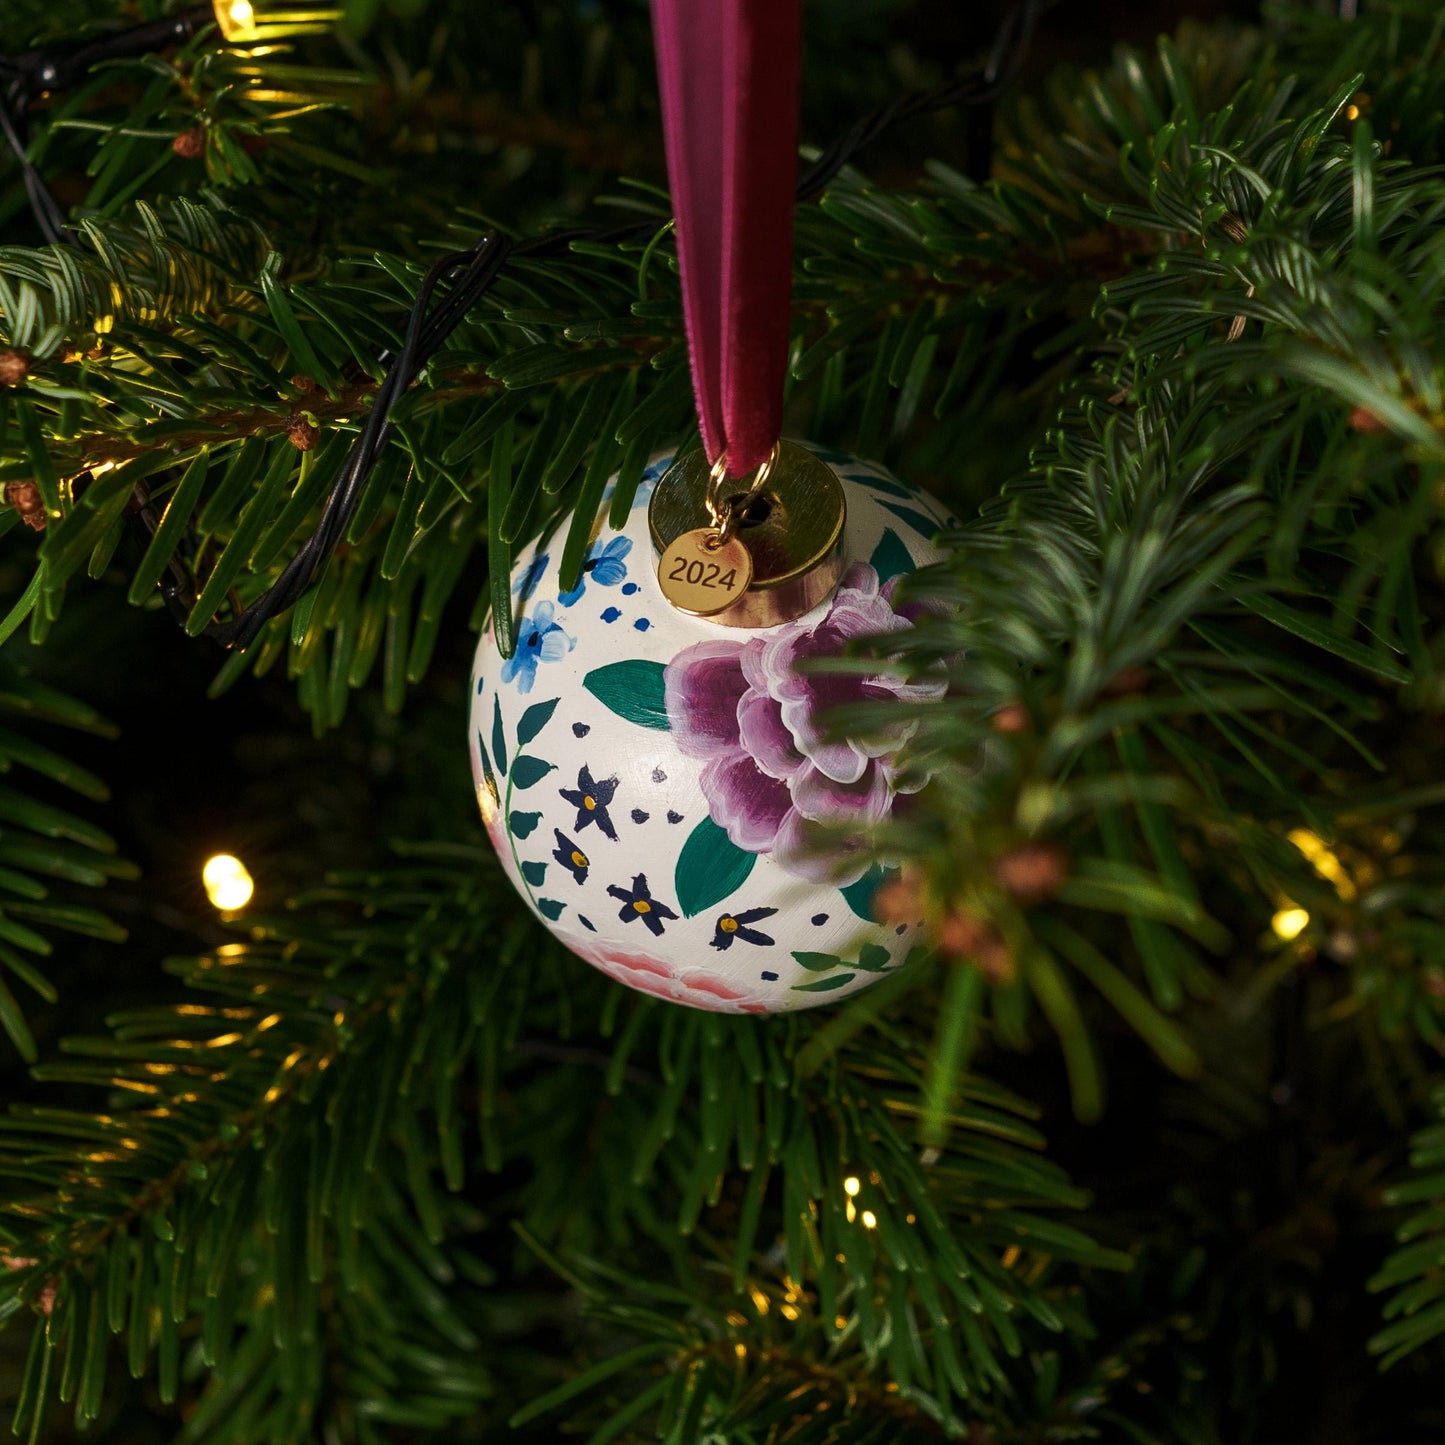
[0,842,1125,1437]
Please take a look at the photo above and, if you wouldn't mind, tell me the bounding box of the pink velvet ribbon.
[651,0,802,477]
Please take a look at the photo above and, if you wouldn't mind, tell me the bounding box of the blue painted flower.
[559,764,620,841]
[552,829,589,885]
[640,456,673,488]
[500,600,574,694]
[710,907,778,951]
[513,551,549,598]
[604,458,670,517]
[558,536,632,606]
[607,873,678,937]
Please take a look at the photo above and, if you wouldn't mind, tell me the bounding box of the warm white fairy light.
[213,1,340,41]
[1271,907,1309,941]
[203,854,254,911]
[1287,828,1357,900]
[215,0,257,39]
[843,1176,860,1196]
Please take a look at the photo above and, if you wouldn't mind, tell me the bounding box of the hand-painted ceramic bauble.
[468,442,951,1013]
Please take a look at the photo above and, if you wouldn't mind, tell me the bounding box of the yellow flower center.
[571,850,588,868]
[584,796,597,810]
[633,899,651,914]
[720,917,739,933]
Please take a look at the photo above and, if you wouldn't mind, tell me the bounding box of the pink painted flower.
[566,937,772,1013]
[664,563,941,885]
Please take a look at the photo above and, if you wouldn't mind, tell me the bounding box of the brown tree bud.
[936,910,1013,982]
[936,909,990,957]
[3,1255,54,1314]
[5,481,47,531]
[991,703,1030,736]
[172,127,206,160]
[873,872,923,926]
[1100,664,1149,697]
[0,349,30,388]
[286,413,320,452]
[1348,405,1386,433]
[992,842,1070,904]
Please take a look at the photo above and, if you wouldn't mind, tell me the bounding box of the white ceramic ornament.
[468,443,952,1013]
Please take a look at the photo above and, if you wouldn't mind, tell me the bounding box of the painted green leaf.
[583,660,670,729]
[846,471,914,499]
[509,810,541,839]
[877,498,942,542]
[475,733,498,806]
[517,697,559,747]
[491,695,508,778]
[840,864,893,921]
[675,817,755,917]
[511,756,555,789]
[792,950,847,973]
[856,943,891,972]
[521,860,547,886]
[537,898,564,921]
[792,973,857,993]
[869,528,915,586]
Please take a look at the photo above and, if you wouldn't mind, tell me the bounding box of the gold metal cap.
[648,442,846,628]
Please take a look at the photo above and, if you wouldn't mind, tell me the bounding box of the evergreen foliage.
[0,0,1442,1440]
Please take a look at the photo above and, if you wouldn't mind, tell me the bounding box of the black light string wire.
[0,0,1053,649]
[214,230,516,647]
[0,8,213,244]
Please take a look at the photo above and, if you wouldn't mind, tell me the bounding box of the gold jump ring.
[704,440,782,538]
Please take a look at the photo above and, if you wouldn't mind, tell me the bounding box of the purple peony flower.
[664,563,942,884]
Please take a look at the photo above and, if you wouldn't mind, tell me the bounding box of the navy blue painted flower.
[607,874,678,937]
[500,600,575,694]
[559,764,619,841]
[558,535,632,606]
[513,551,549,599]
[710,906,778,951]
[552,829,589,885]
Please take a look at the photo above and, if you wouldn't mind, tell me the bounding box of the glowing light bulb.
[1287,828,1356,900]
[861,1210,878,1230]
[843,1176,860,1197]
[216,0,258,40]
[203,854,254,912]
[1271,907,1309,941]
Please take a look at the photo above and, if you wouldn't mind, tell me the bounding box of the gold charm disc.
[656,529,754,617]
[649,441,846,627]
